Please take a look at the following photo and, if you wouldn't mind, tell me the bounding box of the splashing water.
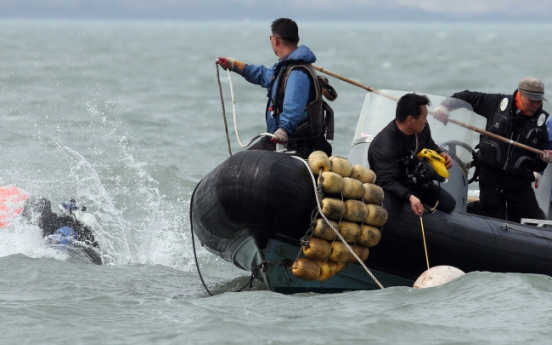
[61,144,193,270]
[1,121,195,271]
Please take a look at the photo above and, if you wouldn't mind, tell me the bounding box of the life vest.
[477,94,549,176]
[271,62,335,140]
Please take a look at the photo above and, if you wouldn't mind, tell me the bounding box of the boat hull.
[191,150,316,261]
[370,194,552,281]
[191,150,552,293]
[261,236,413,294]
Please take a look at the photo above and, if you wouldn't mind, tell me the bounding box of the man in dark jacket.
[368,93,455,215]
[216,18,332,158]
[433,77,552,222]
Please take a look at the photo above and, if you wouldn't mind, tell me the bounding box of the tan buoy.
[343,199,368,223]
[303,237,332,261]
[291,258,321,281]
[357,224,381,247]
[321,197,346,220]
[329,241,353,263]
[318,171,344,195]
[308,151,331,175]
[350,164,376,184]
[335,261,347,272]
[349,244,369,263]
[317,260,339,281]
[342,177,364,200]
[365,204,388,227]
[362,183,384,205]
[313,218,338,241]
[329,156,353,177]
[338,220,361,243]
[413,266,465,288]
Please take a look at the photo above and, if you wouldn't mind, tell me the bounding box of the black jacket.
[368,120,441,202]
[447,90,549,181]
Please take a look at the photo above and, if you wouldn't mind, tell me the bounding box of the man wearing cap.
[433,78,551,222]
[215,18,333,158]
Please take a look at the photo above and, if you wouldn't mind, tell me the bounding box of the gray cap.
[518,77,547,102]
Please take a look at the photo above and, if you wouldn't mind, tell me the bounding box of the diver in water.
[21,196,99,249]
[0,185,102,264]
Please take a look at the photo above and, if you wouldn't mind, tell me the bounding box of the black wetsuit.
[21,196,98,248]
[368,120,456,213]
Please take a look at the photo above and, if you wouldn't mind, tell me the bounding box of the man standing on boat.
[433,78,552,223]
[216,18,333,158]
[368,93,456,216]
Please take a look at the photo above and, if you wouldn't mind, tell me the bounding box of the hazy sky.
[1,0,551,22]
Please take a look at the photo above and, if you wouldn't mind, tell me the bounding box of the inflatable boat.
[190,90,552,293]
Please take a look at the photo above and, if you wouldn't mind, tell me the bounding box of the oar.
[313,64,398,100]
[312,64,545,156]
[446,118,544,155]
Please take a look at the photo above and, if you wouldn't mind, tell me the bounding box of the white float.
[413,265,465,288]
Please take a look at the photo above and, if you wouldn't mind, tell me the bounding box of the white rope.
[291,156,385,289]
[223,67,274,148]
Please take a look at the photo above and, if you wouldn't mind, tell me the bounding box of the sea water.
[1,20,552,344]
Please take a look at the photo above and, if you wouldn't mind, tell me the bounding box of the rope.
[291,156,385,289]
[216,64,233,156]
[500,223,552,240]
[190,178,294,296]
[216,65,274,153]
[189,180,215,296]
[419,215,430,270]
[235,260,292,292]
[235,263,265,292]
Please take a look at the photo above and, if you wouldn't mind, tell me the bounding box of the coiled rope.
[291,156,384,289]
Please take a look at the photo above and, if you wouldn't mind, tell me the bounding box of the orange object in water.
[0,186,30,228]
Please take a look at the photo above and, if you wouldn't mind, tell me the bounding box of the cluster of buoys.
[292,151,388,282]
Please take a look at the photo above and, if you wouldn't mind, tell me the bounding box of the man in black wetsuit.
[21,196,98,249]
[368,93,456,215]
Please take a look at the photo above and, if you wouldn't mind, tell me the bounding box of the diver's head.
[21,196,53,225]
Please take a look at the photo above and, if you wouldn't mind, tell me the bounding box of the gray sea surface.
[1,20,552,344]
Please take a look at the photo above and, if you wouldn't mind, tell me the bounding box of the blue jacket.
[546,115,552,201]
[547,115,552,147]
[240,45,316,134]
